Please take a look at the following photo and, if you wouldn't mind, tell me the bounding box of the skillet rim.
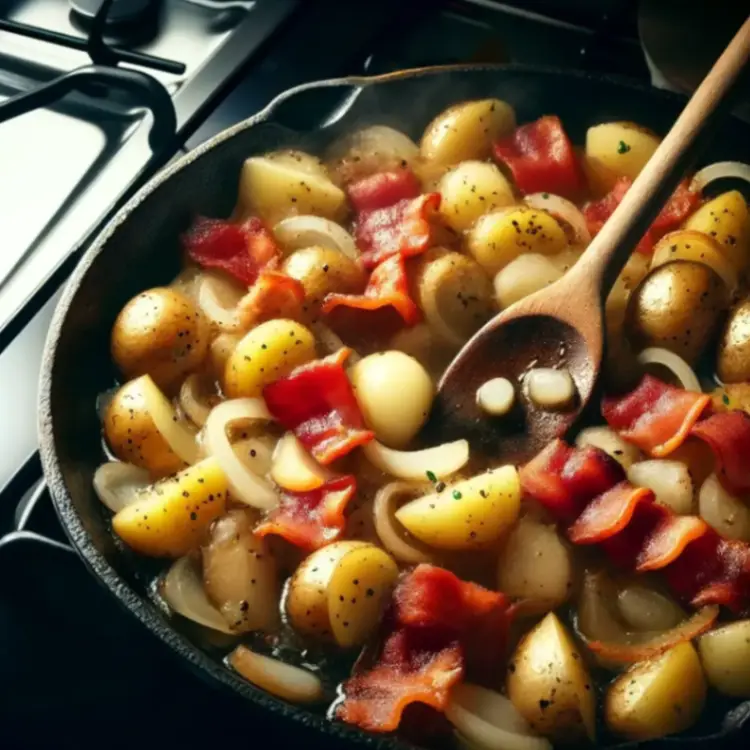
[36,63,748,748]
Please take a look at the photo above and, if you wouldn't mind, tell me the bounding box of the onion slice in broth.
[524,192,591,245]
[197,272,244,332]
[363,439,469,481]
[179,373,218,428]
[637,347,701,392]
[690,161,750,193]
[143,377,200,464]
[204,399,278,510]
[273,215,359,260]
[93,462,150,512]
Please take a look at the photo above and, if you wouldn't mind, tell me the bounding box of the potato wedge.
[224,319,316,398]
[270,433,331,492]
[507,612,596,743]
[236,157,347,224]
[699,619,750,697]
[112,456,228,557]
[605,642,706,741]
[395,466,520,550]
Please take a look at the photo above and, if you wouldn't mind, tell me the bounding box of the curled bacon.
[255,475,356,551]
[348,169,422,213]
[262,348,374,465]
[237,270,305,328]
[337,565,511,733]
[692,411,750,495]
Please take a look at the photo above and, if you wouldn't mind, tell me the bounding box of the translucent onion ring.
[373,481,437,564]
[273,215,359,260]
[93,462,150,513]
[160,556,234,634]
[690,161,750,194]
[179,373,217,428]
[637,347,701,392]
[204,398,278,510]
[197,272,244,332]
[524,192,591,245]
[144,378,200,465]
[363,438,469,481]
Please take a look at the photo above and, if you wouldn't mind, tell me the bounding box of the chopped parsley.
[617,140,631,154]
[723,393,731,406]
[426,470,437,483]
[541,192,550,199]
[452,490,463,500]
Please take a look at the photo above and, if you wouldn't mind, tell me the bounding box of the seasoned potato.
[349,351,434,448]
[585,122,660,194]
[282,246,365,311]
[493,253,562,309]
[112,456,228,557]
[468,207,569,275]
[420,98,516,167]
[507,612,596,743]
[698,472,750,541]
[264,149,328,178]
[438,161,515,232]
[105,375,192,477]
[625,261,729,364]
[224,319,316,398]
[202,509,279,633]
[699,619,750,697]
[111,287,209,391]
[235,157,346,224]
[396,466,520,550]
[575,426,642,469]
[415,248,494,346]
[285,541,398,646]
[683,190,750,272]
[717,298,750,383]
[712,382,750,414]
[651,230,738,291]
[497,517,573,613]
[605,643,706,741]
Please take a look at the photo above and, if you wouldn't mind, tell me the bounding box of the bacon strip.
[254,475,357,551]
[337,565,511,733]
[692,411,750,495]
[347,170,422,213]
[262,348,374,465]
[237,270,305,328]
[568,483,651,544]
[322,253,420,326]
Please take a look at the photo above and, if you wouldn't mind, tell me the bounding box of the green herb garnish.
[617,140,631,154]
[426,470,437,483]
[452,490,463,500]
[723,393,731,406]
[542,192,550,199]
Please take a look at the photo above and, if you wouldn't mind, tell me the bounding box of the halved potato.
[605,642,706,741]
[396,466,520,550]
[112,456,228,557]
[507,612,596,743]
[699,619,750,697]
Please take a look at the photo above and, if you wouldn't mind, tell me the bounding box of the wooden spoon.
[431,16,750,464]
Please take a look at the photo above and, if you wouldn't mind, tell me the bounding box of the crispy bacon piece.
[493,115,584,198]
[568,482,651,544]
[347,170,422,213]
[237,270,305,328]
[262,348,374,465]
[337,565,511,733]
[322,253,421,326]
[692,411,750,495]
[255,475,356,550]
[182,216,279,285]
[602,375,711,457]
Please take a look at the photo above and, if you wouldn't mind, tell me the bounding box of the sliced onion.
[143,376,200,464]
[179,373,220,428]
[204,399,278,510]
[373,481,437,564]
[616,584,686,632]
[699,472,750,541]
[524,192,591,245]
[690,161,750,194]
[233,436,276,478]
[637,347,701,392]
[363,439,469,481]
[628,459,693,515]
[93,462,150,512]
[197,271,245,332]
[446,683,552,750]
[273,216,359,260]
[577,569,717,665]
[229,645,324,704]
[271,432,332,492]
[160,556,234,634]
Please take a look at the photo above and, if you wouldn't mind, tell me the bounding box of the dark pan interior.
[38,66,750,748]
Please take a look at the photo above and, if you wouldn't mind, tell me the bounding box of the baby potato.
[683,190,750,272]
[285,541,398,646]
[235,157,347,225]
[111,287,209,391]
[605,643,706,741]
[497,516,573,614]
[468,207,569,275]
[507,612,596,744]
[438,161,515,232]
[105,376,185,477]
[349,351,434,448]
[717,298,750,383]
[699,619,750,697]
[264,149,328,178]
[112,456,228,557]
[585,122,660,194]
[395,466,520,550]
[282,246,365,312]
[493,253,563,309]
[625,261,729,364]
[224,319,316,398]
[420,98,516,167]
[202,508,279,633]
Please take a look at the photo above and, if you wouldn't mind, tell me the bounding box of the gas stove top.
[0,1,743,747]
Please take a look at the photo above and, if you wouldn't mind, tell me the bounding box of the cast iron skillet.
[38,66,750,748]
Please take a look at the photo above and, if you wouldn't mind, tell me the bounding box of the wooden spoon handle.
[571,14,750,297]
